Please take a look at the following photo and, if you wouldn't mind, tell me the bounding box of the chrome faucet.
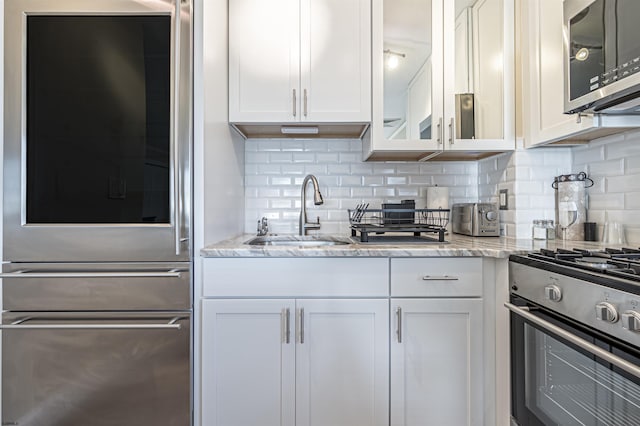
[257,217,269,236]
[299,174,324,235]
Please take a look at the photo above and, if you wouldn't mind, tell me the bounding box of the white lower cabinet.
[201,297,389,426]
[390,298,483,426]
[200,257,487,426]
[201,299,296,426]
[389,257,484,426]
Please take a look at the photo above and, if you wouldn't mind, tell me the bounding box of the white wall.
[244,138,479,234]
[194,1,245,425]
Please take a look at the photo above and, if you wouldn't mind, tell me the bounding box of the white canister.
[425,186,450,210]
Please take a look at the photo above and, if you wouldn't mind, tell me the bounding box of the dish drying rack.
[348,204,450,242]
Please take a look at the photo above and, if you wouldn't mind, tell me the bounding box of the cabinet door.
[295,299,389,426]
[521,0,597,148]
[301,0,371,122]
[228,0,300,122]
[441,0,515,153]
[201,299,296,426]
[366,0,444,160]
[390,298,483,426]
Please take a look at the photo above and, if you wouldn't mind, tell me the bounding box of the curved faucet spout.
[299,174,324,235]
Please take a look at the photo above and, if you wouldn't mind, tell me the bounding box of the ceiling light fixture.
[384,49,405,69]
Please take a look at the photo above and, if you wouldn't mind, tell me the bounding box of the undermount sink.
[245,235,352,246]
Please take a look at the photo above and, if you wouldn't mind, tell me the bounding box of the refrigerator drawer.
[1,312,191,426]
[1,262,191,311]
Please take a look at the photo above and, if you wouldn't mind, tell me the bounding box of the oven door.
[1,312,191,426]
[3,0,192,262]
[507,296,640,426]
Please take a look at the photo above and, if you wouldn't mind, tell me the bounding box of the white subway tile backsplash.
[373,187,396,198]
[606,174,640,193]
[409,175,433,185]
[386,176,407,185]
[340,175,363,186]
[339,152,362,163]
[256,140,282,151]
[258,164,282,175]
[315,153,340,163]
[244,135,640,242]
[586,193,625,210]
[625,192,640,209]
[363,176,384,186]
[373,164,398,175]
[291,153,315,163]
[327,164,351,175]
[269,152,294,163]
[351,187,374,198]
[271,177,293,186]
[244,139,478,234]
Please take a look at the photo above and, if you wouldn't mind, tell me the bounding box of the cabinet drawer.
[203,257,389,297]
[390,258,482,297]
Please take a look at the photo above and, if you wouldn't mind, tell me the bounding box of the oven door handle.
[0,270,185,279]
[505,302,640,380]
[0,316,185,330]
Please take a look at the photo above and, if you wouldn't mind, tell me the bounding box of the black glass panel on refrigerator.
[569,0,640,101]
[26,16,171,224]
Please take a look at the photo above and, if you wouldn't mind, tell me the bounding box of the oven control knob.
[621,311,640,332]
[544,285,562,302]
[595,302,619,323]
[485,211,498,221]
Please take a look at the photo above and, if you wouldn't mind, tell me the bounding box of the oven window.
[523,323,640,425]
[26,16,171,224]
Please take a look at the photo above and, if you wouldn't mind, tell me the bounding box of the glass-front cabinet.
[363,0,515,161]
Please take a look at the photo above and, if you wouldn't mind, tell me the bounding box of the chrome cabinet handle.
[299,308,305,344]
[0,316,184,330]
[0,270,185,279]
[436,117,443,145]
[303,89,308,117]
[396,307,402,343]
[449,117,455,145]
[293,89,297,117]
[505,302,640,380]
[283,308,291,344]
[422,275,459,281]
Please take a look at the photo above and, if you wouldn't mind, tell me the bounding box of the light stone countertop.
[201,233,621,259]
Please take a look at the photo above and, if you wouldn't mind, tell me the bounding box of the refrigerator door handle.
[1,315,186,330]
[0,270,185,279]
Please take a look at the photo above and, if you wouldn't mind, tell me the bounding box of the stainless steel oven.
[508,250,640,425]
[3,0,192,262]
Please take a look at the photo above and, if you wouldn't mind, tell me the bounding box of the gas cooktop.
[523,247,640,284]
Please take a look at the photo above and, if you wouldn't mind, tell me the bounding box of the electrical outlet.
[500,223,506,237]
[499,189,508,210]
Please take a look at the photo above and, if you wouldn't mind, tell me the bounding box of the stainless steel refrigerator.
[1,1,193,424]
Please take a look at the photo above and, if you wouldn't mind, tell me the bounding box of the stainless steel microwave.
[564,0,640,114]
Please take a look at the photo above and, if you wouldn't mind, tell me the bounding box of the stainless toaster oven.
[451,203,500,237]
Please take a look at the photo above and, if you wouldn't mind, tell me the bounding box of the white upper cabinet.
[521,0,640,148]
[229,0,371,135]
[364,0,515,161]
[229,0,300,123]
